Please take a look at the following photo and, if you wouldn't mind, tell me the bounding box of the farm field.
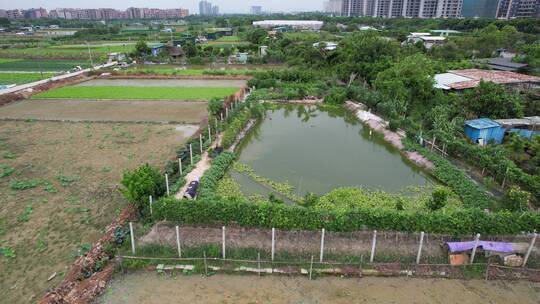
[0,72,56,85]
[0,120,195,304]
[0,58,91,72]
[0,44,134,61]
[75,78,248,87]
[97,273,540,304]
[32,86,240,100]
[0,99,208,123]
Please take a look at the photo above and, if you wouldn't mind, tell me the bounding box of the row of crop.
[434,132,540,201]
[197,152,237,200]
[402,139,493,210]
[153,197,540,235]
[221,108,252,149]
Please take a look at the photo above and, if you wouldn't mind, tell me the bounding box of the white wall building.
[252,20,324,30]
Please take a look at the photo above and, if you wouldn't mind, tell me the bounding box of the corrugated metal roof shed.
[495,116,540,127]
[465,118,501,129]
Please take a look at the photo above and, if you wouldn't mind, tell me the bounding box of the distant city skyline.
[0,1,321,14]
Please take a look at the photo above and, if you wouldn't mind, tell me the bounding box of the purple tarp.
[447,241,515,253]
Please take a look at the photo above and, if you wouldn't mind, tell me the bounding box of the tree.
[505,186,531,211]
[336,31,400,84]
[461,81,523,119]
[0,18,10,27]
[121,164,165,213]
[374,54,436,117]
[246,28,267,45]
[133,39,151,58]
[182,41,198,57]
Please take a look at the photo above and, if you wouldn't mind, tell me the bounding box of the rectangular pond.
[232,105,438,198]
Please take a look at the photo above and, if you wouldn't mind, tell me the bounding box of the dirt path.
[175,134,223,199]
[97,272,540,304]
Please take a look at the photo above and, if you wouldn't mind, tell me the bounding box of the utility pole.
[86,42,94,68]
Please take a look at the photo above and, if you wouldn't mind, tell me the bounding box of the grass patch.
[33,86,240,101]
[0,164,14,178]
[10,179,41,190]
[0,72,56,85]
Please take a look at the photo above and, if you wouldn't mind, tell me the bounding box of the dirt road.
[97,272,540,304]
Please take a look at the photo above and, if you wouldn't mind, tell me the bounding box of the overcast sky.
[1,1,321,14]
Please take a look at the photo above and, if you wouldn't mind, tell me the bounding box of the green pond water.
[232,105,438,198]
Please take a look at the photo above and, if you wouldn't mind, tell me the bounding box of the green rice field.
[122,68,255,76]
[0,59,91,71]
[0,72,56,85]
[0,44,133,60]
[32,86,239,100]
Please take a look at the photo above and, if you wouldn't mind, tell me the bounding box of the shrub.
[505,186,531,212]
[197,152,236,200]
[153,197,540,235]
[121,164,165,212]
[323,87,347,105]
[426,187,451,211]
[221,109,251,149]
[208,97,224,116]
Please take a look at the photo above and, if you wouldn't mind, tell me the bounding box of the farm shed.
[464,118,505,145]
[149,43,166,56]
[495,116,540,140]
[434,69,540,91]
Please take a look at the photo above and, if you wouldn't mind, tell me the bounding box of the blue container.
[464,118,505,145]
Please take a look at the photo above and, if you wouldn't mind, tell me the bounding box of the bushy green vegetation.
[0,44,133,61]
[221,108,252,148]
[153,197,540,235]
[121,164,165,214]
[197,151,236,200]
[32,86,239,101]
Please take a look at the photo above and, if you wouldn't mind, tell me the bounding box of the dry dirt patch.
[0,99,208,124]
[0,121,192,304]
[97,272,540,304]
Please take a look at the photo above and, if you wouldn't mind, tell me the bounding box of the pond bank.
[344,101,434,170]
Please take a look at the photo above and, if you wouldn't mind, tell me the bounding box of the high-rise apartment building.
[251,6,263,15]
[497,0,540,18]
[199,1,219,16]
[324,0,343,14]
[341,0,463,18]
[461,0,499,18]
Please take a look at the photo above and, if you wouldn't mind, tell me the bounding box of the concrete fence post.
[189,144,193,165]
[178,158,183,175]
[215,118,218,132]
[149,195,153,216]
[470,233,481,264]
[309,255,314,280]
[431,137,437,152]
[370,230,377,263]
[271,228,275,261]
[220,112,224,121]
[165,174,170,196]
[199,134,203,154]
[523,233,538,267]
[208,126,212,142]
[319,228,325,263]
[175,225,182,258]
[222,226,226,259]
[225,107,229,118]
[416,232,425,264]
[129,222,135,254]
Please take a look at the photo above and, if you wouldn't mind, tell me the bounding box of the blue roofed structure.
[464,118,505,145]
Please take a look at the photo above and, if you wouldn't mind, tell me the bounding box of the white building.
[252,20,324,31]
[406,33,446,49]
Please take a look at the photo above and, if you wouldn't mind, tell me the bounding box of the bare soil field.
[0,99,208,123]
[0,121,194,304]
[97,272,540,304]
[76,78,248,88]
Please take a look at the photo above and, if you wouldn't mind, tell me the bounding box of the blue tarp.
[447,241,515,253]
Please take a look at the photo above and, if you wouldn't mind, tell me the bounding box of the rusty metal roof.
[445,69,540,89]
